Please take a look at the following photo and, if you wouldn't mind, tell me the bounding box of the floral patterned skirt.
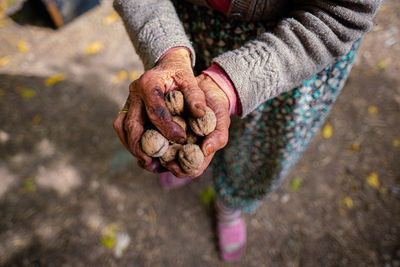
[172,1,361,212]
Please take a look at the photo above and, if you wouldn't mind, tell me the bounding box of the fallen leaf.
[200,186,215,207]
[112,70,128,83]
[17,40,30,53]
[22,178,36,193]
[0,88,5,96]
[101,224,117,249]
[393,138,400,148]
[322,124,332,139]
[300,165,309,173]
[380,5,386,11]
[103,12,118,25]
[0,1,6,19]
[348,142,360,152]
[366,172,380,189]
[368,105,378,114]
[377,60,386,69]
[45,73,65,87]
[84,41,102,55]
[0,56,10,66]
[290,177,302,192]
[342,197,354,209]
[16,87,36,100]
[32,115,42,125]
[129,71,139,80]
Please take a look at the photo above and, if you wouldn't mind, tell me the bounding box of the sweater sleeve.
[113,0,196,70]
[213,0,382,117]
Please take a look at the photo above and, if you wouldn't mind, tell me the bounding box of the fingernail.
[177,136,185,144]
[205,144,213,156]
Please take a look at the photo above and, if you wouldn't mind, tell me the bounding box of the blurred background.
[0,0,399,266]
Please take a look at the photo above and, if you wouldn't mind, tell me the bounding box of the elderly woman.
[112,0,381,261]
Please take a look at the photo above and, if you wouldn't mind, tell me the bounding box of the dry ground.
[0,0,399,266]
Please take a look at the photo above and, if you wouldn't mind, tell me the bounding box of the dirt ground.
[0,0,399,266]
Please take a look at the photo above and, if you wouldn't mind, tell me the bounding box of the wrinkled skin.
[166,74,230,177]
[113,48,230,176]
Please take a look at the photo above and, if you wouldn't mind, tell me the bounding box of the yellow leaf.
[200,186,215,207]
[0,1,6,20]
[112,70,128,83]
[0,88,5,96]
[322,124,332,139]
[45,73,65,87]
[101,224,117,249]
[366,172,380,189]
[393,138,400,148]
[22,178,36,193]
[342,197,354,209]
[17,40,30,53]
[16,87,36,100]
[368,105,378,114]
[377,60,386,69]
[129,71,139,80]
[290,177,302,192]
[380,5,386,11]
[348,142,360,152]
[103,12,118,25]
[0,56,10,66]
[32,115,42,125]
[84,41,102,55]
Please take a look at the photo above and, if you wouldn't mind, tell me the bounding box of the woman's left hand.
[165,74,231,177]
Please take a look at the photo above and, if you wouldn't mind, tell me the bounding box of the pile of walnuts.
[141,91,216,175]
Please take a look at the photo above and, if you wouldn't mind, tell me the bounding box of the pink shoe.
[159,172,192,189]
[216,200,246,261]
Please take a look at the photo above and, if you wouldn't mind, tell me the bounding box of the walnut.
[178,144,204,175]
[141,129,169,157]
[165,90,184,115]
[188,107,216,136]
[186,130,199,144]
[160,143,182,166]
[172,116,187,132]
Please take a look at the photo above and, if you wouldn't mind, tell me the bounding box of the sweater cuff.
[203,63,242,116]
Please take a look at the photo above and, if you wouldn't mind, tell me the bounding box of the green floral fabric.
[172,0,361,212]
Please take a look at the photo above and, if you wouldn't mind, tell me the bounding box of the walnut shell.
[188,107,216,136]
[160,143,182,166]
[165,91,184,115]
[178,144,204,175]
[141,129,169,157]
[186,130,199,144]
[172,116,187,132]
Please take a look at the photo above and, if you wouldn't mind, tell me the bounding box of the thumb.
[175,73,207,117]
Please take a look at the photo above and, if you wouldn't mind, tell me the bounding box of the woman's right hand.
[113,48,207,173]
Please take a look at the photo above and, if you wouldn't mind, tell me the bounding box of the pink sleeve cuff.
[203,63,242,116]
[207,0,230,13]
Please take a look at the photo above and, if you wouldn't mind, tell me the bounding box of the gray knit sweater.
[113,0,381,117]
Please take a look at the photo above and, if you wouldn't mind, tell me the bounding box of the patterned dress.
[172,0,361,212]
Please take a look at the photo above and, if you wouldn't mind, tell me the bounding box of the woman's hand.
[113,48,207,173]
[165,74,231,177]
